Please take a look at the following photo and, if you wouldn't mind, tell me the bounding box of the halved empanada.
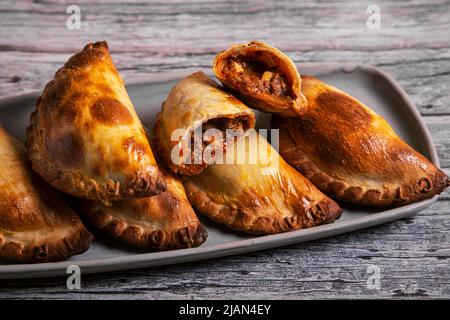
[272,76,450,208]
[76,160,207,250]
[26,41,166,204]
[213,41,307,117]
[153,71,255,175]
[0,127,92,263]
[183,132,342,234]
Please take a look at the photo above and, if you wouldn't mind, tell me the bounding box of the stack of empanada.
[271,76,449,207]
[154,40,447,234]
[212,41,449,209]
[1,41,208,263]
[153,67,342,234]
[1,40,447,264]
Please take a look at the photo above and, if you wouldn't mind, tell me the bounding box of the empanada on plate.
[27,41,166,204]
[154,71,255,176]
[0,127,92,263]
[77,160,207,251]
[272,76,450,208]
[183,132,342,235]
[213,41,307,117]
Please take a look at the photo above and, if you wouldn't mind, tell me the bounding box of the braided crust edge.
[274,117,450,208]
[183,180,342,235]
[0,225,92,263]
[81,206,207,251]
[27,108,166,205]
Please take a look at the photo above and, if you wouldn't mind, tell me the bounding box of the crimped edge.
[273,115,450,208]
[0,224,92,263]
[26,104,166,205]
[80,204,208,251]
[183,180,342,235]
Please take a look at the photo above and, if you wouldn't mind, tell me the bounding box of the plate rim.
[0,63,440,279]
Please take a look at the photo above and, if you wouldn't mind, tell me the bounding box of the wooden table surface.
[0,0,449,299]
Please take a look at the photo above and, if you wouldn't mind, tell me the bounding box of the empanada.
[153,71,255,175]
[26,41,166,204]
[183,132,342,234]
[0,127,92,263]
[213,41,307,117]
[76,159,207,251]
[272,76,450,208]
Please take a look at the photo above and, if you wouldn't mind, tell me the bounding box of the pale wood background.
[0,0,449,299]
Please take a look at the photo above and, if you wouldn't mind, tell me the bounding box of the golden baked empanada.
[0,127,92,263]
[154,71,255,175]
[26,41,166,204]
[213,41,307,117]
[183,132,342,234]
[272,76,450,208]
[76,160,207,251]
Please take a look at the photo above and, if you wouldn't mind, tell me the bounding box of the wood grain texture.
[0,0,449,299]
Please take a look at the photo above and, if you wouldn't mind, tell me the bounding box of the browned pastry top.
[26,41,166,204]
[77,156,207,251]
[0,127,92,263]
[183,133,342,234]
[273,76,449,207]
[153,71,255,176]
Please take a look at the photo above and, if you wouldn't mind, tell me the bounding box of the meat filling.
[189,117,249,165]
[222,57,291,98]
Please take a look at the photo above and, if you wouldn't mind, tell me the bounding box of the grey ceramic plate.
[0,63,440,279]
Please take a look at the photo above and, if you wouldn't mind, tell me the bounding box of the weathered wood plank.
[0,200,449,299]
[0,0,449,113]
[423,116,450,168]
[1,49,449,115]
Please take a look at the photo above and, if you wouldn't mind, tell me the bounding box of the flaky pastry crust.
[183,133,342,234]
[26,41,166,204]
[272,76,450,208]
[0,127,92,263]
[76,160,207,251]
[153,71,255,175]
